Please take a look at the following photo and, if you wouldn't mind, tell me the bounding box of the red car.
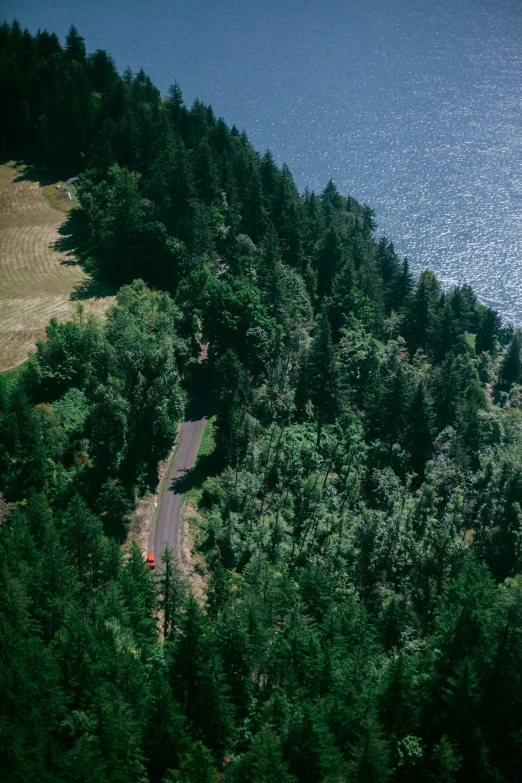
[147,553,156,570]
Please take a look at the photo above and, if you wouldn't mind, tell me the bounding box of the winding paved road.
[149,346,212,569]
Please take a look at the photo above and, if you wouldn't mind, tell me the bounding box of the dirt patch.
[124,490,157,556]
[0,493,11,526]
[0,164,114,371]
[180,498,208,604]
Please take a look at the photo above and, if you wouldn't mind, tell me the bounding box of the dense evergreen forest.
[3,20,522,782]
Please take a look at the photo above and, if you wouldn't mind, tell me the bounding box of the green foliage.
[165,741,218,783]
[159,544,186,637]
[498,330,522,390]
[225,728,296,783]
[4,19,522,783]
[170,594,234,756]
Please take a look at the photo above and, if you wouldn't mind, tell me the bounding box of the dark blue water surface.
[4,0,522,323]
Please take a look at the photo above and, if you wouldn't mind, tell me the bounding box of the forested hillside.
[2,21,522,783]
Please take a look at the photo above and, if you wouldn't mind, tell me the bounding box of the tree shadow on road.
[144,356,221,496]
[185,357,217,422]
[167,447,223,498]
[164,356,222,496]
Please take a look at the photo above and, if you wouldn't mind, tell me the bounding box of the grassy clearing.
[0,361,28,391]
[184,415,217,506]
[180,417,217,600]
[0,163,114,371]
[198,416,217,461]
[42,182,77,213]
[4,160,77,212]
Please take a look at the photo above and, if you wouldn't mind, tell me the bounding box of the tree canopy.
[2,20,522,783]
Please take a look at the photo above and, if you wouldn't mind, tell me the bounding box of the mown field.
[0,163,114,371]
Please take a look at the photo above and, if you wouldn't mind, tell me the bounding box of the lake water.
[4,0,522,324]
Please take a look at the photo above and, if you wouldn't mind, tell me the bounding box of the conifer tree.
[407,383,434,479]
[217,607,253,720]
[321,179,345,215]
[145,649,188,779]
[171,595,233,756]
[215,349,247,464]
[257,226,285,321]
[0,387,48,498]
[430,736,462,783]
[167,82,186,130]
[390,257,413,313]
[260,150,281,208]
[350,714,391,783]
[159,543,186,638]
[368,363,413,459]
[119,541,158,647]
[435,300,460,363]
[314,223,345,300]
[97,477,134,540]
[498,329,522,389]
[65,25,86,61]
[304,310,340,446]
[475,307,501,355]
[283,702,345,783]
[405,270,441,356]
[380,653,419,742]
[226,728,296,783]
[375,237,402,315]
[61,494,104,587]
